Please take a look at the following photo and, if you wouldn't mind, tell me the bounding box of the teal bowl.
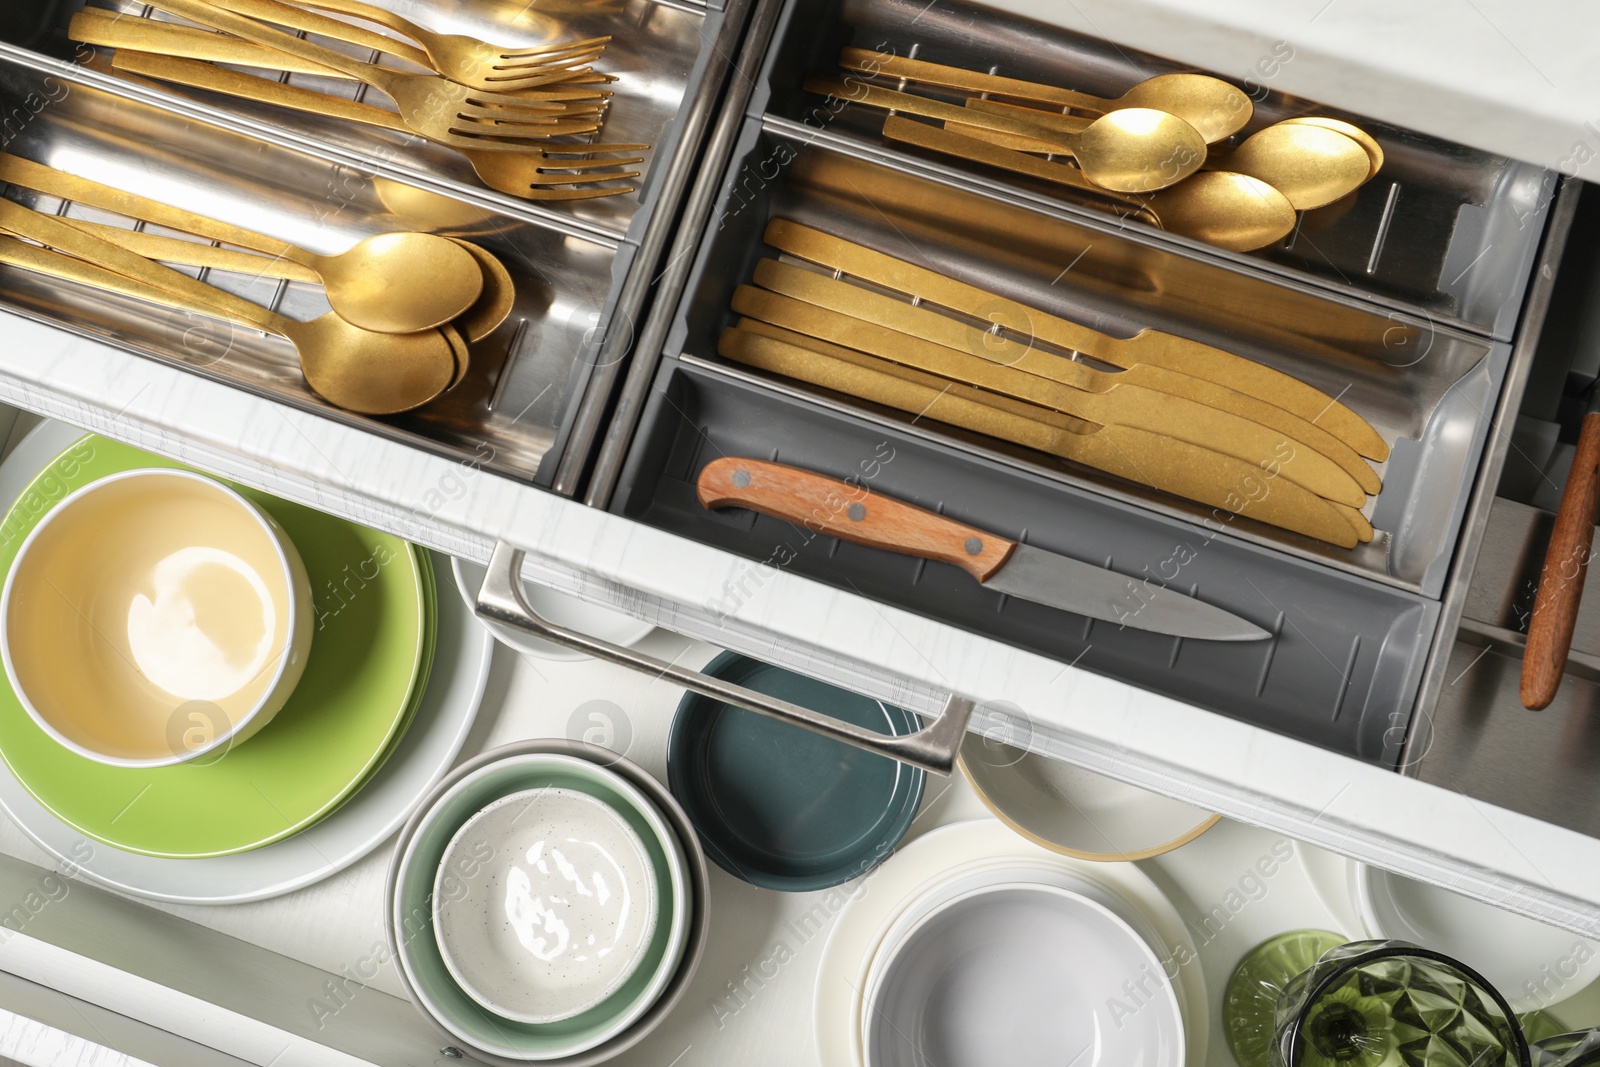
[390,751,690,1061]
[667,652,925,892]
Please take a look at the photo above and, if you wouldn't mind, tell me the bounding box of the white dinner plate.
[1352,860,1600,1013]
[451,557,654,662]
[815,819,1208,1067]
[0,420,493,904]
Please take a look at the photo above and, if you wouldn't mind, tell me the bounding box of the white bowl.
[1352,862,1600,1013]
[451,558,654,662]
[1,468,311,768]
[433,785,660,1024]
[864,880,1185,1067]
[860,861,1180,1035]
[961,734,1219,860]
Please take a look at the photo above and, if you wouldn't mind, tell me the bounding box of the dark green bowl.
[667,652,924,892]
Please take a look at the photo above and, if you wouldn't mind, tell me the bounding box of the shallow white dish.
[864,881,1184,1067]
[1353,861,1600,1013]
[960,735,1219,859]
[0,417,493,904]
[433,786,660,1024]
[451,557,654,662]
[815,819,1208,1067]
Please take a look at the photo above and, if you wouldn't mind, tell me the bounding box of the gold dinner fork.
[112,45,609,148]
[113,51,645,198]
[145,0,604,131]
[290,0,615,91]
[71,7,614,98]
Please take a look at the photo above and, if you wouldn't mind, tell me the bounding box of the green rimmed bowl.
[388,744,707,1064]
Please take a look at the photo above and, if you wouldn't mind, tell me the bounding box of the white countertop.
[991,0,1600,177]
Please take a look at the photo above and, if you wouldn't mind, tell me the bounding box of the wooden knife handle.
[1522,411,1600,709]
[696,457,1015,581]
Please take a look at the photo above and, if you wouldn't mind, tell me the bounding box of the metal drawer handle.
[475,541,978,775]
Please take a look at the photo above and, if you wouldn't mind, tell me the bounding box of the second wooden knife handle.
[696,457,1015,581]
[1523,412,1600,710]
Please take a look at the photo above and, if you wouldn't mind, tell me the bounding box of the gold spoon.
[60,221,508,359]
[1209,122,1372,210]
[0,152,483,334]
[840,49,1252,144]
[804,74,1206,193]
[0,202,454,414]
[884,116,1295,252]
[844,49,1254,146]
[1282,117,1384,179]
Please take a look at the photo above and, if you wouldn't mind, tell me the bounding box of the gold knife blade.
[717,326,1359,548]
[733,315,1373,547]
[732,283,1365,508]
[752,257,1379,497]
[762,219,1389,462]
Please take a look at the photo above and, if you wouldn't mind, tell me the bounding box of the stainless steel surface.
[550,0,758,494]
[1400,180,1584,775]
[477,539,979,775]
[982,542,1271,642]
[0,58,618,478]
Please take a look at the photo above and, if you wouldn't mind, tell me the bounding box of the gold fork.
[112,46,611,150]
[70,7,615,98]
[291,0,616,91]
[113,51,645,199]
[145,0,604,132]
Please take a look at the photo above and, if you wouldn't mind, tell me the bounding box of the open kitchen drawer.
[0,0,1593,1060]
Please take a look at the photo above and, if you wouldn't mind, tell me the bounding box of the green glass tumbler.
[1227,936,1532,1067]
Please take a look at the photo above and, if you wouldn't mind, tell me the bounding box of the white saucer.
[451,557,654,662]
[815,818,1208,1067]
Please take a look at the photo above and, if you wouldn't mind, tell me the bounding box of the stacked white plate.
[818,819,1205,1067]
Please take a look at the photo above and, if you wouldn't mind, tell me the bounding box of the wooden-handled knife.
[1523,402,1600,709]
[697,457,1269,642]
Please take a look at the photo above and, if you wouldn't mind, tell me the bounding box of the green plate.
[0,435,433,858]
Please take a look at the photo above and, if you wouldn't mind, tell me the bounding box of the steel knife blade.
[697,457,1269,642]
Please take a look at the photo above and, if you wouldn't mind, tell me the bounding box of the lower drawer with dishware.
[0,54,630,481]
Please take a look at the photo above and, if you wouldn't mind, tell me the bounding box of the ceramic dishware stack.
[0,426,484,902]
[386,740,709,1065]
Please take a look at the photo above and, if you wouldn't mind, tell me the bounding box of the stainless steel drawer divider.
[477,538,978,774]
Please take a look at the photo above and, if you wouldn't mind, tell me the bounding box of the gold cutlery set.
[718,220,1389,548]
[0,153,514,414]
[808,49,1383,251]
[68,0,646,201]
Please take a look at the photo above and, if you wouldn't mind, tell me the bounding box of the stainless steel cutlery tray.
[751,0,1552,344]
[5,0,731,242]
[0,56,630,480]
[605,0,1576,766]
